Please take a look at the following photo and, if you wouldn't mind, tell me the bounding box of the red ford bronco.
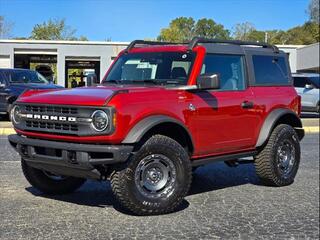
[9,38,304,215]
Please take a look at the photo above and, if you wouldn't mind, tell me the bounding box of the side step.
[191,151,257,167]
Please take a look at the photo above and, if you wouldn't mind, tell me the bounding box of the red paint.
[15,45,301,160]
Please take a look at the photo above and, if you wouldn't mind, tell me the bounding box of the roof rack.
[188,37,279,53]
[125,40,184,52]
[125,37,279,53]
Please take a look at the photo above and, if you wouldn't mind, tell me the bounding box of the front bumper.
[8,134,133,179]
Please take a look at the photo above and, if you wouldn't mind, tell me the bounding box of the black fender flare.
[255,108,303,147]
[122,115,194,147]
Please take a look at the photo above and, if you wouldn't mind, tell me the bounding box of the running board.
[191,151,257,167]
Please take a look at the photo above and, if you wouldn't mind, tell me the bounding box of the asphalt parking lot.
[0,116,319,239]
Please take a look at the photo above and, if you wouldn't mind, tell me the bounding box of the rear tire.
[21,159,86,195]
[111,135,192,215]
[254,124,300,186]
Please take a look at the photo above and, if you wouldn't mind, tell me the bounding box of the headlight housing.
[11,105,21,124]
[91,110,109,132]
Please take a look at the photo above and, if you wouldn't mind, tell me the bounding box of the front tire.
[21,160,86,194]
[111,135,192,215]
[254,124,301,186]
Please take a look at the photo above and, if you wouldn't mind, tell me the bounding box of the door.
[294,77,316,109]
[192,54,260,156]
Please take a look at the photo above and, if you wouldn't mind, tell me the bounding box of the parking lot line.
[304,126,320,133]
[0,128,16,135]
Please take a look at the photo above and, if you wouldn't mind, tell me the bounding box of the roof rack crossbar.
[125,38,279,53]
[125,40,184,52]
[188,37,279,53]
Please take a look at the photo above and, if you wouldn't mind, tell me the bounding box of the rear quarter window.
[252,55,290,85]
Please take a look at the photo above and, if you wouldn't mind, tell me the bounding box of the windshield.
[103,52,195,85]
[309,76,320,88]
[8,70,49,84]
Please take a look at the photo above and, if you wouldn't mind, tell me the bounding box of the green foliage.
[283,22,319,44]
[158,17,230,42]
[232,21,319,45]
[194,18,230,39]
[158,17,195,42]
[232,22,256,41]
[30,18,87,41]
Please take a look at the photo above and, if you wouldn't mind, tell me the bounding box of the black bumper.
[8,134,133,179]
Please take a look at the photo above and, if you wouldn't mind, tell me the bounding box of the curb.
[0,127,319,136]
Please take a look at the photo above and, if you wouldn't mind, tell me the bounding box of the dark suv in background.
[0,68,63,118]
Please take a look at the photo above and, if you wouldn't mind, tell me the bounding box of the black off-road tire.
[21,159,86,195]
[111,135,192,215]
[254,124,301,186]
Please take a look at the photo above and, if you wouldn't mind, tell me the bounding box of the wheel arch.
[256,108,304,147]
[122,115,194,155]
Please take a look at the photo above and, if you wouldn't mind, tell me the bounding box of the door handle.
[241,101,254,109]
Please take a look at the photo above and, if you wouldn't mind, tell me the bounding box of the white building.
[278,43,320,73]
[0,40,128,87]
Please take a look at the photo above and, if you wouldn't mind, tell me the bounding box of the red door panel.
[191,88,259,156]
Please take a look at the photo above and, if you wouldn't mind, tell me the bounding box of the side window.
[202,54,246,90]
[252,55,290,85]
[293,77,308,88]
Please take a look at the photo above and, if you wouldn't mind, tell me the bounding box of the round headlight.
[11,105,21,124]
[91,110,109,132]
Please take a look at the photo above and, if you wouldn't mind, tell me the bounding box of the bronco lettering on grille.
[23,114,77,122]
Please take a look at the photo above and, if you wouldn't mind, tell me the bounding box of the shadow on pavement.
[25,162,261,215]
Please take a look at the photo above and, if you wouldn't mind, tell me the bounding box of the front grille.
[19,104,83,135]
[25,105,78,114]
[26,121,78,132]
[14,103,113,136]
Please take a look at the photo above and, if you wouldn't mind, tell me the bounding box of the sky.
[0,0,311,41]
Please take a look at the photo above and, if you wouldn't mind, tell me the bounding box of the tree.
[158,17,230,42]
[308,0,319,23]
[232,22,256,41]
[283,22,319,44]
[0,16,13,39]
[158,17,195,42]
[194,18,230,39]
[30,18,87,41]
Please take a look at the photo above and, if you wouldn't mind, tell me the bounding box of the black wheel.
[21,159,86,194]
[111,135,192,215]
[254,124,301,186]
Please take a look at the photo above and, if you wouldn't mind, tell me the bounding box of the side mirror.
[305,84,313,89]
[86,73,98,86]
[197,73,220,90]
